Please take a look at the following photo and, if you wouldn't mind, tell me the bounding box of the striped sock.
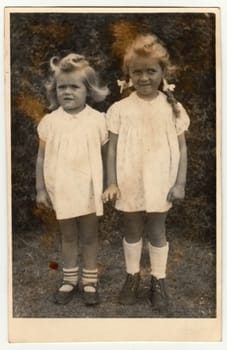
[59,267,79,292]
[82,268,98,293]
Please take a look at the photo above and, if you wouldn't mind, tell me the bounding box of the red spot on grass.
[49,261,59,270]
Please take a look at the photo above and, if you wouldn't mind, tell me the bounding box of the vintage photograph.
[6,7,221,342]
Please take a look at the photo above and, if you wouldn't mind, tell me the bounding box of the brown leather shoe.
[53,282,77,305]
[149,276,169,310]
[119,273,140,305]
[82,283,100,306]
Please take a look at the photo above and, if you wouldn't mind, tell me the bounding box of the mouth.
[63,97,74,101]
[139,84,152,87]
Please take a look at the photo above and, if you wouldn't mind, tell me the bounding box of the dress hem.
[114,204,172,213]
[56,210,103,220]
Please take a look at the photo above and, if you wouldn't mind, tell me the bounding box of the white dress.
[37,105,108,219]
[106,91,190,213]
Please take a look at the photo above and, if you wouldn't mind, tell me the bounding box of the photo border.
[4,4,222,344]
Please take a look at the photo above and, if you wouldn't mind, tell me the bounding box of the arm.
[107,132,118,186]
[101,142,108,188]
[102,132,121,202]
[36,139,52,208]
[167,132,187,202]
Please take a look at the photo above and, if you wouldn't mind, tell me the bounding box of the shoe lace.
[124,274,139,291]
[152,278,167,297]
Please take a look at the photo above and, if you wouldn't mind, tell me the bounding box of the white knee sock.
[148,242,169,279]
[123,237,142,275]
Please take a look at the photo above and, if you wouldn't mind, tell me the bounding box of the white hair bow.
[117,79,133,94]
[162,78,176,92]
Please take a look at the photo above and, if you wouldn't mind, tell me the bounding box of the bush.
[10,12,216,243]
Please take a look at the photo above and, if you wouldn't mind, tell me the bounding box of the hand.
[167,184,185,202]
[102,184,121,203]
[36,189,52,209]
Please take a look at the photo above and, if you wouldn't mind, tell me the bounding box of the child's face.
[56,71,87,114]
[128,56,164,99]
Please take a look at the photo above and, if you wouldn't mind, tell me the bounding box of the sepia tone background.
[10,11,216,318]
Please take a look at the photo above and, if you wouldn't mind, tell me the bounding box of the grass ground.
[12,208,216,319]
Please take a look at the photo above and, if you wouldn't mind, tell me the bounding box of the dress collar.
[130,91,162,104]
[58,105,88,119]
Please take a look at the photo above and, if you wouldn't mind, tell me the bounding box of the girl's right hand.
[36,189,52,209]
[102,184,121,203]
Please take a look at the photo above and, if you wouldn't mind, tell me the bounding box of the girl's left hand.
[102,184,121,203]
[167,184,185,202]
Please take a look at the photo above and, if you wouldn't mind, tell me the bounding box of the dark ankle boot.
[119,272,140,305]
[149,276,169,310]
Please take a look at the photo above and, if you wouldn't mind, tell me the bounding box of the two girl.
[36,33,189,309]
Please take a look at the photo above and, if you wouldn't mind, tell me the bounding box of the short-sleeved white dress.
[37,105,108,220]
[106,91,190,213]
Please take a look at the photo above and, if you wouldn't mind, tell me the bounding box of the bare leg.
[58,218,79,268]
[146,212,168,247]
[79,213,98,270]
[123,211,144,243]
[79,213,99,305]
[54,218,79,303]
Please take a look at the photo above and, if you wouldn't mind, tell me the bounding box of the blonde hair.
[123,34,174,79]
[46,53,109,110]
[123,34,181,117]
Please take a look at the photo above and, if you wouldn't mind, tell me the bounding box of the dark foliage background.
[11,12,216,244]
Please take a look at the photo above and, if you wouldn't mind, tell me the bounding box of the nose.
[140,72,149,81]
[64,86,72,94]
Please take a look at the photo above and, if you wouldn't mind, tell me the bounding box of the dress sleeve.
[37,114,52,141]
[174,102,190,136]
[106,102,121,134]
[99,113,109,145]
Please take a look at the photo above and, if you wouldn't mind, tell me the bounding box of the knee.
[59,219,78,242]
[148,226,167,246]
[124,227,142,243]
[149,232,167,247]
[123,212,144,241]
[146,213,167,246]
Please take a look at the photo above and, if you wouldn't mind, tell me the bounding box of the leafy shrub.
[10,12,216,243]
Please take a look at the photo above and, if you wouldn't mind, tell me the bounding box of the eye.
[132,69,141,75]
[70,84,79,89]
[147,68,157,74]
